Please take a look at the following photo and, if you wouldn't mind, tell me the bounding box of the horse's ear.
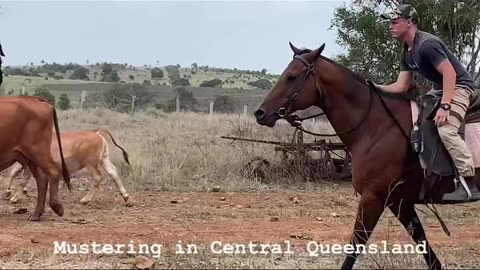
[318,43,325,54]
[311,43,326,60]
[289,41,300,55]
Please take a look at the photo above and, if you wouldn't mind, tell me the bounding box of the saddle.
[411,89,480,201]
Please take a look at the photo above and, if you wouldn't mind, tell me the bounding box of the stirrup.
[455,176,473,201]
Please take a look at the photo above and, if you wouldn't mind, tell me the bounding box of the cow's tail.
[96,128,131,165]
[53,107,72,190]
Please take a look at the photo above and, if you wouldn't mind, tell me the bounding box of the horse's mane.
[295,47,415,101]
[294,48,371,84]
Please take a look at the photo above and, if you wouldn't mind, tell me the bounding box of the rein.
[278,54,412,139]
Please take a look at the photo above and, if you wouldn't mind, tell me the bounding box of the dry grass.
[56,108,338,194]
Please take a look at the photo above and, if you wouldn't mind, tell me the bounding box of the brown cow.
[0,95,71,221]
[4,129,130,204]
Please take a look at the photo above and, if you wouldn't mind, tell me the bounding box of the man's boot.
[442,176,480,202]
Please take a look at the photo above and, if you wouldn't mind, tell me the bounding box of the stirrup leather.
[455,176,473,201]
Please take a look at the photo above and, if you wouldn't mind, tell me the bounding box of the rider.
[0,42,4,86]
[376,4,480,202]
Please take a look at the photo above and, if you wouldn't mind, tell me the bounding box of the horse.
[254,42,480,270]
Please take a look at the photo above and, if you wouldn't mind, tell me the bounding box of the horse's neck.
[315,60,378,149]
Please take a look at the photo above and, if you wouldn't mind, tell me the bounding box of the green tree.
[247,79,272,90]
[330,0,480,87]
[103,83,154,113]
[191,63,198,74]
[100,63,120,82]
[330,3,401,84]
[57,93,71,110]
[213,95,236,113]
[69,67,89,80]
[33,88,55,105]
[166,87,198,112]
[172,78,190,87]
[150,67,164,79]
[200,78,222,88]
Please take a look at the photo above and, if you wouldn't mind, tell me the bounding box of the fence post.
[80,90,86,109]
[131,95,136,115]
[243,105,248,116]
[209,101,214,116]
[176,96,180,112]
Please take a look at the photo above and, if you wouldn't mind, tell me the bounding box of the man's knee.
[438,124,459,143]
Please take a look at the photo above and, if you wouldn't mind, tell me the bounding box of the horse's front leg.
[341,193,385,270]
[388,202,442,270]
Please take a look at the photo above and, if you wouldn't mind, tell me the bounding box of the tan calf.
[4,128,130,204]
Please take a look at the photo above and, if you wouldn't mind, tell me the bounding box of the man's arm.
[375,71,413,93]
[421,40,455,105]
[435,59,456,104]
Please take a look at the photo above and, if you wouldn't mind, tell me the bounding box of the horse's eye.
[287,75,296,81]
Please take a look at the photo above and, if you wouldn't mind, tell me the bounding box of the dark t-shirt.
[400,30,474,92]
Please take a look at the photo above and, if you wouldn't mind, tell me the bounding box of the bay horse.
[254,42,480,270]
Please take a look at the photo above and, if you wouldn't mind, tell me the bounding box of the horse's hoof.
[80,198,90,205]
[50,203,64,217]
[123,194,129,203]
[27,212,42,221]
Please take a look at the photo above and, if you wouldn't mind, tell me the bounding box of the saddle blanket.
[411,101,480,168]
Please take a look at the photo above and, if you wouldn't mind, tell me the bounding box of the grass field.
[1,66,274,113]
[0,108,478,269]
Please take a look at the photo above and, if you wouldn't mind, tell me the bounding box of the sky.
[0,0,350,75]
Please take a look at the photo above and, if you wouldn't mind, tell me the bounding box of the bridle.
[275,53,375,137]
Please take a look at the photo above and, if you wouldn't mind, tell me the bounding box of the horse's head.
[255,42,325,127]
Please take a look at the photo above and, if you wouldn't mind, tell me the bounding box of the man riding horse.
[0,42,5,86]
[376,4,480,202]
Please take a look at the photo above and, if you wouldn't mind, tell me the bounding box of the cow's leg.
[102,158,129,202]
[388,202,442,269]
[31,152,64,217]
[4,162,24,199]
[9,168,32,203]
[47,173,64,217]
[340,194,385,270]
[27,166,48,221]
[80,165,104,204]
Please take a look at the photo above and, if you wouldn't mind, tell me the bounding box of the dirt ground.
[0,179,478,269]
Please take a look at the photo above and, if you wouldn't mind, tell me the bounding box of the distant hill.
[0,62,281,113]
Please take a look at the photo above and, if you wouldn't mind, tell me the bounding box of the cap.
[381,4,419,23]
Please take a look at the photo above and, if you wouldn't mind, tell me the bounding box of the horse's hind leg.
[389,202,442,270]
[340,194,385,270]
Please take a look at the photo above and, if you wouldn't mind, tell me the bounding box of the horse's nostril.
[254,109,265,119]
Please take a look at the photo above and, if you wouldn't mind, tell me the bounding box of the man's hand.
[373,71,412,93]
[434,108,449,126]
